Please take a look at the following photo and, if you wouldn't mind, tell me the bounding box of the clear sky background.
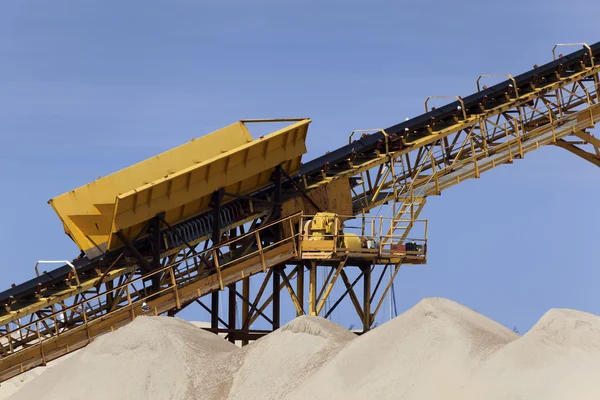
[1,1,598,333]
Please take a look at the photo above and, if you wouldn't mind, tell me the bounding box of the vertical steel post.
[272,267,281,329]
[271,165,283,330]
[228,282,236,343]
[210,188,224,332]
[362,265,372,332]
[242,277,250,346]
[309,262,317,316]
[211,292,219,330]
[296,264,304,317]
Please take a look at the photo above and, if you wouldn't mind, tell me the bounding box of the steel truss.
[1,44,599,382]
[172,259,405,343]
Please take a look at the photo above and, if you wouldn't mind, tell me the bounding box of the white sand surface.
[0,352,75,400]
[5,298,600,400]
[465,308,600,400]
[286,297,519,400]
[227,315,355,400]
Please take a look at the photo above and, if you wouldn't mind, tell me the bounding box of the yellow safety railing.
[299,214,427,260]
[0,212,302,381]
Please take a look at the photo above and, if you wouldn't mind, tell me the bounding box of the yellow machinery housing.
[301,212,361,253]
[49,119,310,258]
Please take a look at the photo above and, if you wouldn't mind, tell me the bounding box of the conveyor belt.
[0,201,265,305]
[1,41,599,382]
[1,41,599,316]
[298,41,600,177]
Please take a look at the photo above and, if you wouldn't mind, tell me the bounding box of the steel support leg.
[296,264,304,317]
[362,265,372,332]
[309,262,317,316]
[211,292,219,330]
[272,267,281,329]
[210,188,224,334]
[228,283,236,343]
[242,277,250,346]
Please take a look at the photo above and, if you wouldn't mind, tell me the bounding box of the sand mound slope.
[9,316,238,400]
[0,352,75,400]
[7,298,600,400]
[467,308,600,400]
[227,315,355,400]
[287,297,519,400]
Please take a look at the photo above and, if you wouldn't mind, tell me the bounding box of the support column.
[272,267,281,329]
[211,189,224,333]
[228,283,236,343]
[309,262,317,316]
[211,292,219,330]
[241,277,250,346]
[296,264,304,317]
[362,265,372,332]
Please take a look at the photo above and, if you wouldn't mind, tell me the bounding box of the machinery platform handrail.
[299,214,427,260]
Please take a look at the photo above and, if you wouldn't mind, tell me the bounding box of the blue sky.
[1,1,598,333]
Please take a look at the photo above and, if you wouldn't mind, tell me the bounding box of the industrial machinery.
[300,212,424,261]
[0,42,599,382]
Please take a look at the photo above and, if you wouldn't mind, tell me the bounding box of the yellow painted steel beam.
[309,263,317,316]
[0,266,133,326]
[316,258,346,315]
[0,228,299,380]
[279,267,304,316]
[555,138,600,168]
[572,130,600,150]
[0,214,299,381]
[0,210,267,332]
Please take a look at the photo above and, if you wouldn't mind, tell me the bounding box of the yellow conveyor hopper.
[49,119,310,258]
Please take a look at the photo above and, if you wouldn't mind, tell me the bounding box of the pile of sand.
[465,308,600,399]
[227,316,355,400]
[286,298,519,399]
[0,352,75,399]
[8,316,238,400]
[4,298,600,400]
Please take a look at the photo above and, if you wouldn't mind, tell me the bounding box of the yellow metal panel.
[301,240,334,252]
[49,119,310,257]
[342,233,362,249]
[282,178,352,218]
[48,122,254,255]
[108,120,309,251]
